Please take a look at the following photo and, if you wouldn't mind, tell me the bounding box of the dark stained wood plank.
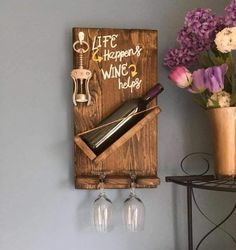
[94,107,160,163]
[72,28,159,189]
[74,107,160,162]
[75,176,160,189]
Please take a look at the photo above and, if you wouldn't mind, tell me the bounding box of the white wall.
[0,0,235,249]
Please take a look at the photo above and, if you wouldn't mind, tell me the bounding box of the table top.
[166,175,236,192]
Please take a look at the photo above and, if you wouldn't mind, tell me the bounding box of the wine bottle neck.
[142,83,164,103]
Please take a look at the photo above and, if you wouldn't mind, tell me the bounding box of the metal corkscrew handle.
[71,32,92,106]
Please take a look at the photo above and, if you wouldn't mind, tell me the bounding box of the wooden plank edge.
[74,136,97,160]
[75,176,160,189]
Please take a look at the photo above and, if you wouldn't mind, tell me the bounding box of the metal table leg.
[187,185,193,250]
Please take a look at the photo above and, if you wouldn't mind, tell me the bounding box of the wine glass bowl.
[123,192,145,232]
[92,192,113,232]
[92,174,113,232]
[122,173,145,232]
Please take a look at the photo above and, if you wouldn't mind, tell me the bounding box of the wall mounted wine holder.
[72,28,160,189]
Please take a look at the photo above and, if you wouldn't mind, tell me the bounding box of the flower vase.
[208,107,236,178]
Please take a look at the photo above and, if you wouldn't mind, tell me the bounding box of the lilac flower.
[205,64,228,93]
[184,8,218,41]
[215,16,226,32]
[177,27,211,53]
[224,0,236,27]
[164,48,197,69]
[163,2,235,109]
[177,11,224,55]
[189,69,207,93]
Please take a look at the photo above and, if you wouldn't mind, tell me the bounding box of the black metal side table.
[166,175,236,250]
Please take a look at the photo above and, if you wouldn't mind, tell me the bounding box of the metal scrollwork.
[180,152,212,176]
[179,152,236,249]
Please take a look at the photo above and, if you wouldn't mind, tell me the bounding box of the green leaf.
[230,92,236,106]
[210,99,220,109]
[192,96,207,109]
[224,78,233,93]
[198,54,212,68]
[209,52,227,66]
[225,56,234,80]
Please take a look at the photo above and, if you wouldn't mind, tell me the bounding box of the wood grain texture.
[74,136,97,160]
[72,28,158,189]
[74,107,160,163]
[75,176,160,189]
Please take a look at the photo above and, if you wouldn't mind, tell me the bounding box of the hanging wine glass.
[92,174,113,232]
[123,173,145,232]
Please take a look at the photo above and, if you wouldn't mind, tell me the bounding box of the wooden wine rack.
[73,28,160,189]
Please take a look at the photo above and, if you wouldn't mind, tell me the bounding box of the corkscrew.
[71,32,92,106]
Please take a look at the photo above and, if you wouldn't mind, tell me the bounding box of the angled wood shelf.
[74,107,161,163]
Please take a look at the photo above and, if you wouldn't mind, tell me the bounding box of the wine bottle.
[82,83,164,154]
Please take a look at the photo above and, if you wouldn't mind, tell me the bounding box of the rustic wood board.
[72,28,158,189]
[75,176,160,189]
[74,107,160,163]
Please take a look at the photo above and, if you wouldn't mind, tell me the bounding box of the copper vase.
[208,107,236,178]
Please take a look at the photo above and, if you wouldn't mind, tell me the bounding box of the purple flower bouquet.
[164,0,236,109]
